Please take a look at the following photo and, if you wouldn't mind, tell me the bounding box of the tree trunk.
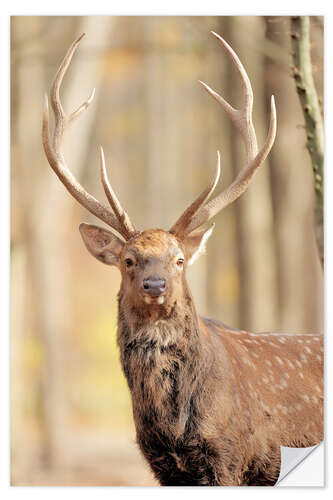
[290,16,324,267]
[205,17,240,327]
[227,16,279,332]
[16,16,115,468]
[264,17,323,333]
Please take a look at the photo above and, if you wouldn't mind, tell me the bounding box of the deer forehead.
[125,230,183,259]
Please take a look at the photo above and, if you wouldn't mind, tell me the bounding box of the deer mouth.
[143,294,165,305]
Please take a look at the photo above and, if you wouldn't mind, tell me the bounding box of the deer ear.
[183,224,215,266]
[79,223,125,267]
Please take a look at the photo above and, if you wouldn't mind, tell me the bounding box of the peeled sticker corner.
[276,441,324,486]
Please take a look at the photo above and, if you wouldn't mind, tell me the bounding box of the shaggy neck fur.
[116,282,219,485]
[117,283,209,431]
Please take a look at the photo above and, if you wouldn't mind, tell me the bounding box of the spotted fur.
[44,33,324,487]
[85,228,323,486]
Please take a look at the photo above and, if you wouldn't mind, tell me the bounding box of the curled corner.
[276,441,324,486]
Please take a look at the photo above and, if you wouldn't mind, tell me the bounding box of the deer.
[42,32,323,486]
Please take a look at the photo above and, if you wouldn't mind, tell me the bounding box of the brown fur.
[44,33,323,486]
[98,229,324,486]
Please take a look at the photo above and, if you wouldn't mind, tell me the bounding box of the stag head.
[42,32,276,315]
[79,223,214,313]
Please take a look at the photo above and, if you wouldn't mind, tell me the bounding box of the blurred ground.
[12,436,157,486]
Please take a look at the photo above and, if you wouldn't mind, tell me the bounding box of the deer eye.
[176,258,184,267]
[125,258,134,268]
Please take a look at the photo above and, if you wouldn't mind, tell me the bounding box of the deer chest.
[124,349,219,485]
[136,409,220,486]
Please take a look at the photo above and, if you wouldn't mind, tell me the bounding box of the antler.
[171,31,277,236]
[170,151,221,236]
[42,33,136,240]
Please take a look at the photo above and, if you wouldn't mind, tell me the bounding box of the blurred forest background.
[10,16,323,486]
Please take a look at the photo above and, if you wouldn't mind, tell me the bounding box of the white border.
[2,3,331,498]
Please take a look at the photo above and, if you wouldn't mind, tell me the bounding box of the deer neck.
[117,286,212,439]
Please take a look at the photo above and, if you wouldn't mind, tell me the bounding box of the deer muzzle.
[142,276,166,298]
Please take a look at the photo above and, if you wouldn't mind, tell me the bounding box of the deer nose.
[142,277,166,297]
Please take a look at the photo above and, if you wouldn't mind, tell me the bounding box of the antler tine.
[200,32,258,160]
[99,147,137,239]
[42,34,136,240]
[211,31,253,110]
[185,96,276,234]
[172,32,277,236]
[50,34,85,129]
[198,31,254,128]
[198,81,236,120]
[50,33,96,125]
[170,152,221,237]
[70,87,96,123]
